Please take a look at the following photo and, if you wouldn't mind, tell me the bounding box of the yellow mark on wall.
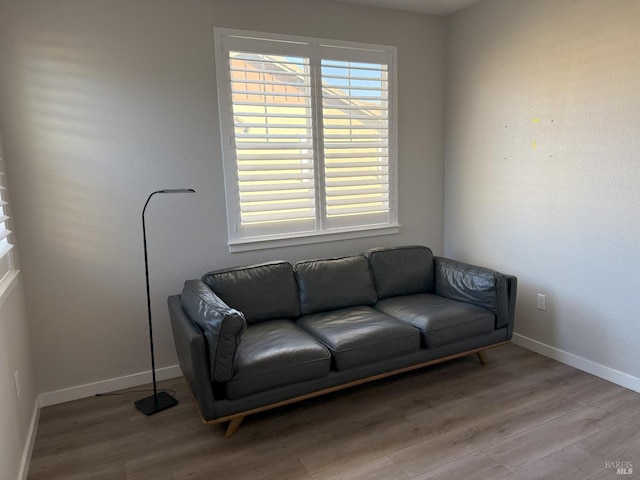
[532,140,538,151]
[532,118,541,123]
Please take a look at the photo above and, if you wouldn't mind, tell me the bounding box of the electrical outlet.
[536,294,547,311]
[14,370,20,398]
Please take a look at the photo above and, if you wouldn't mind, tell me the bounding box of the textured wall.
[445,0,640,382]
[0,0,445,395]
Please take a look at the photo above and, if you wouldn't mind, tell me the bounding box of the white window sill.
[228,224,400,253]
[0,269,20,309]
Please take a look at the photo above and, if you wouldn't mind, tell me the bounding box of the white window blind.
[230,50,316,238]
[215,29,397,249]
[0,169,14,283]
[320,51,391,230]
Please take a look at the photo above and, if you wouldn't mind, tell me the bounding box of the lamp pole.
[135,188,195,416]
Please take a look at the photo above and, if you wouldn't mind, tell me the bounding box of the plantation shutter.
[319,46,393,229]
[0,170,14,281]
[216,29,397,248]
[220,35,317,239]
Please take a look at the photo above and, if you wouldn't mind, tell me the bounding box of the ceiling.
[328,0,484,16]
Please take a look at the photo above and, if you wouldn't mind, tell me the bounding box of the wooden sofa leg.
[224,416,244,438]
[476,350,488,366]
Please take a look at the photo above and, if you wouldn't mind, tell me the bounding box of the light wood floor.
[27,344,640,479]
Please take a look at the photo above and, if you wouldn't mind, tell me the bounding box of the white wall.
[446,0,640,386]
[0,0,445,397]
[0,137,36,480]
[0,277,37,480]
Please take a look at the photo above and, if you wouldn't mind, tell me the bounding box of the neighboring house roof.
[230,52,386,126]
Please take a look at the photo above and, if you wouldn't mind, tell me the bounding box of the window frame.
[214,28,399,252]
[0,160,19,303]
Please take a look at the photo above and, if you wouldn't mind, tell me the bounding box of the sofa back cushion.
[434,256,509,326]
[294,255,377,315]
[365,245,435,299]
[180,280,246,383]
[202,261,300,324]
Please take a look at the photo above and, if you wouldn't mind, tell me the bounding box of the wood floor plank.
[171,454,313,480]
[309,456,409,480]
[386,379,584,476]
[410,451,511,480]
[587,388,640,427]
[585,453,639,480]
[387,421,506,477]
[481,396,637,471]
[298,410,416,478]
[25,345,640,480]
[494,444,606,480]
[575,411,640,460]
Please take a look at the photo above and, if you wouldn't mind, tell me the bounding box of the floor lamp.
[135,188,195,416]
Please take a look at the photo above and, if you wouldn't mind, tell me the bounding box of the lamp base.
[134,391,178,416]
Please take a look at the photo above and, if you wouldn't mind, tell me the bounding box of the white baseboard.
[512,333,640,394]
[19,365,182,479]
[19,365,182,478]
[18,399,40,480]
[38,364,182,408]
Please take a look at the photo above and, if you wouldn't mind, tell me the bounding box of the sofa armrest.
[434,257,517,334]
[168,294,217,421]
[179,280,247,384]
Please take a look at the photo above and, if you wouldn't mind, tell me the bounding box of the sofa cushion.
[202,261,300,324]
[375,293,495,349]
[294,255,377,315]
[365,245,435,299]
[297,306,420,371]
[225,320,331,400]
[180,280,246,383]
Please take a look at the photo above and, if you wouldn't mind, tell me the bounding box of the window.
[0,164,15,287]
[214,28,398,251]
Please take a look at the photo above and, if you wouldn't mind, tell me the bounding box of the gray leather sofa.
[168,245,517,437]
